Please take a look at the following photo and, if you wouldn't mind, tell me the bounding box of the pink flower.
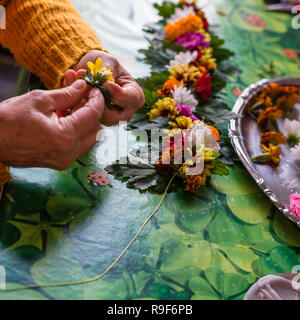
[176,104,199,122]
[175,32,210,51]
[290,194,300,218]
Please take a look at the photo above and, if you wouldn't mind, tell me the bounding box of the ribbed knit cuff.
[0,0,105,89]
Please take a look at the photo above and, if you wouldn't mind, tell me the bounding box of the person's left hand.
[63,50,144,126]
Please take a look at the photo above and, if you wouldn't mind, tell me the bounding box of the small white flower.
[284,119,300,138]
[291,144,300,160]
[171,85,198,111]
[188,121,220,152]
[168,51,198,70]
[167,6,196,25]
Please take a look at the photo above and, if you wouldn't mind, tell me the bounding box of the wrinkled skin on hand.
[0,80,105,170]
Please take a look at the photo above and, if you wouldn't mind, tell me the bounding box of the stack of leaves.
[250,83,300,167]
[106,0,240,193]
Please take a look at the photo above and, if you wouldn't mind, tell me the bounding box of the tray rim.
[229,77,300,229]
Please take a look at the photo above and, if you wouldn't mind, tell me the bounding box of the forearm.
[0,0,105,89]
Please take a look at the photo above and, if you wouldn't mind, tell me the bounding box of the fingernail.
[72,80,86,89]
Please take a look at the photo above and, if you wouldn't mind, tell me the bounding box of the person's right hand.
[0,80,105,170]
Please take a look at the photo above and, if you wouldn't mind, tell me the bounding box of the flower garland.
[106,0,238,194]
[249,82,300,218]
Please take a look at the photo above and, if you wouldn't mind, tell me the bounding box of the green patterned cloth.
[0,0,300,300]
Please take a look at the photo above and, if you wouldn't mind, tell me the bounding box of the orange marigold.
[209,125,220,141]
[165,14,203,41]
[257,107,283,126]
[260,131,287,146]
[157,78,181,98]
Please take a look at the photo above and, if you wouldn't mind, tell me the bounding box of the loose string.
[5,171,178,293]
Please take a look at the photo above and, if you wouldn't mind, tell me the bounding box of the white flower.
[188,121,220,152]
[291,144,300,160]
[167,6,196,25]
[168,51,198,70]
[171,85,198,111]
[284,119,300,138]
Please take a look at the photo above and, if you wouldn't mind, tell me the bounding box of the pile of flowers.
[249,83,300,219]
[106,0,237,194]
[251,83,300,167]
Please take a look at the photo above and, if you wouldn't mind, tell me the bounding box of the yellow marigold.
[165,14,203,41]
[198,47,217,70]
[169,116,195,129]
[170,64,202,84]
[261,143,281,167]
[198,27,211,42]
[0,162,11,186]
[148,98,179,121]
[157,78,181,97]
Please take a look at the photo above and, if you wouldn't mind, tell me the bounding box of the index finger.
[61,88,105,139]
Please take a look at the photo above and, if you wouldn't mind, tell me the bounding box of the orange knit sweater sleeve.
[0,0,106,187]
[0,0,105,89]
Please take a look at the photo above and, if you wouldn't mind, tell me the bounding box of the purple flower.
[175,32,210,51]
[176,104,199,121]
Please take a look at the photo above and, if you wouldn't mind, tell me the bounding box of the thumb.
[47,80,88,111]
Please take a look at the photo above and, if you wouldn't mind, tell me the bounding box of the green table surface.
[0,0,300,300]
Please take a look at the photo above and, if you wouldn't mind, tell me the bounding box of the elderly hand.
[0,80,105,170]
[64,50,145,126]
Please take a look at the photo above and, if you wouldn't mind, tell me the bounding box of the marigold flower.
[183,146,215,192]
[196,47,217,70]
[148,98,179,121]
[209,125,220,142]
[252,143,281,167]
[170,64,202,84]
[261,144,281,166]
[169,116,195,129]
[165,14,203,41]
[157,78,181,97]
[257,107,283,127]
[260,131,286,146]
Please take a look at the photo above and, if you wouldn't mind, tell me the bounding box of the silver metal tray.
[229,78,300,228]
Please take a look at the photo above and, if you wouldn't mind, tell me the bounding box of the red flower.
[202,18,209,31]
[195,71,212,100]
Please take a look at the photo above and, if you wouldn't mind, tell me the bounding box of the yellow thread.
[5,171,178,293]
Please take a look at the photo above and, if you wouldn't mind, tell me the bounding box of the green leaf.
[7,180,49,215]
[204,267,249,299]
[154,2,177,20]
[189,276,220,300]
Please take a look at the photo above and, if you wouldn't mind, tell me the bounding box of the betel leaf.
[129,116,170,130]
[154,1,177,20]
[211,160,230,176]
[195,99,239,124]
[105,157,174,193]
